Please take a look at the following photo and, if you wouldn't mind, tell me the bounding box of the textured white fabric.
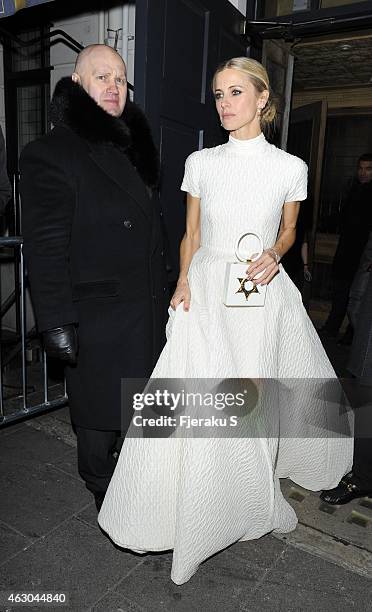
[98,134,353,585]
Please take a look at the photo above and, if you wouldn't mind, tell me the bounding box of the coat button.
[159,211,163,217]
[123,220,132,229]
[161,250,164,257]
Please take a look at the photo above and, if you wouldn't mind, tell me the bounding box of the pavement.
[1,330,372,611]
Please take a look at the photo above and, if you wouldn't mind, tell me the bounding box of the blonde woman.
[99,58,352,584]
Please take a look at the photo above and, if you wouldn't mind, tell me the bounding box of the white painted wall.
[50,11,102,91]
[50,4,136,95]
[228,0,248,15]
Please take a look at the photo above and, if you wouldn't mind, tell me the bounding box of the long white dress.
[98,133,353,584]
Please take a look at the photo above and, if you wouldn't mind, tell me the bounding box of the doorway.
[287,30,372,328]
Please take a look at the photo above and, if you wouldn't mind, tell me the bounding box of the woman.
[98,58,352,584]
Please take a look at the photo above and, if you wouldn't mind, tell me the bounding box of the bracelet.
[267,247,281,265]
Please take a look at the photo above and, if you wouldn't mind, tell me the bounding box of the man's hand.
[42,324,78,365]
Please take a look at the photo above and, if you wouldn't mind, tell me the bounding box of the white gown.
[98,133,353,584]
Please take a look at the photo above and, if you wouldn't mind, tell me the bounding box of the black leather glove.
[42,324,78,365]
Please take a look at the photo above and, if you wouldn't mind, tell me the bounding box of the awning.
[0,0,54,18]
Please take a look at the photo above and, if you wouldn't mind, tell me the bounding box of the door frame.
[289,100,328,265]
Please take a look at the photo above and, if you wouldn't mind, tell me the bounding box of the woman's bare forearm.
[272,202,300,259]
[177,193,201,284]
[273,226,296,259]
[178,232,200,283]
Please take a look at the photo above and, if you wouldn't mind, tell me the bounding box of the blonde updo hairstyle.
[213,57,277,134]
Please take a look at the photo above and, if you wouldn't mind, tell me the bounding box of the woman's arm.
[273,202,300,259]
[247,201,300,286]
[170,193,201,311]
[301,239,309,266]
[301,238,312,281]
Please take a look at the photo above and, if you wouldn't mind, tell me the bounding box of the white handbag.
[223,232,267,307]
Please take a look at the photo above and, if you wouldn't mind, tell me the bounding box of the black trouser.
[75,426,122,498]
[324,277,352,334]
[354,437,372,488]
[353,387,372,488]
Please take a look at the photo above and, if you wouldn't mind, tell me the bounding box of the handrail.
[0,236,22,247]
[1,288,18,319]
[0,237,23,333]
[0,26,84,53]
[0,27,134,91]
[0,235,68,425]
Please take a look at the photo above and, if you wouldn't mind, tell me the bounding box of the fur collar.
[50,77,159,189]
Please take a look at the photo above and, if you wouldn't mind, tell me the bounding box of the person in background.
[347,230,372,330]
[321,270,372,504]
[320,154,372,343]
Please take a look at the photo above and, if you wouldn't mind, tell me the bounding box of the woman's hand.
[170,279,191,311]
[246,248,280,286]
[304,265,312,282]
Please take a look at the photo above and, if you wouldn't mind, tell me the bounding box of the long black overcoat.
[20,78,167,431]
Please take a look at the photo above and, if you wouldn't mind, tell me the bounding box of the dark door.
[134,0,246,281]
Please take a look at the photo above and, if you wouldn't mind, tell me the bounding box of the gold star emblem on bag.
[236,277,260,301]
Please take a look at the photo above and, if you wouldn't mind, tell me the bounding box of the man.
[20,45,167,510]
[320,154,372,342]
[0,125,11,215]
[320,271,372,504]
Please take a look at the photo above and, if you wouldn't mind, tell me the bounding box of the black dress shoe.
[94,493,105,512]
[320,472,372,505]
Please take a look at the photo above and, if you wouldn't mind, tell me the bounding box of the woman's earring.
[257,108,261,116]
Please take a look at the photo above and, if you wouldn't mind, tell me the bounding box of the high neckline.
[226,132,267,154]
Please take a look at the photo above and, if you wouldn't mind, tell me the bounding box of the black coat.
[333,181,372,281]
[20,78,167,431]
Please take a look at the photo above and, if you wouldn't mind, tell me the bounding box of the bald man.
[20,45,167,510]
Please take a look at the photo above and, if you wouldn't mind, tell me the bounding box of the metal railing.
[0,235,68,426]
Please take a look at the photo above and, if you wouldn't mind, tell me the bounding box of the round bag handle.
[235,231,264,263]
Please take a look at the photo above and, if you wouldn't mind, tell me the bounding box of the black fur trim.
[50,77,159,189]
